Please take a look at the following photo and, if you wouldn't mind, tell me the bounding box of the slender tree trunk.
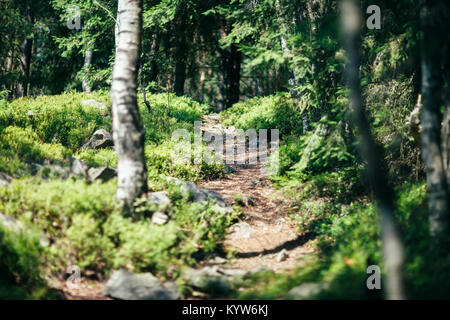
[111,0,148,214]
[224,44,241,109]
[17,4,33,97]
[82,46,93,94]
[148,34,161,91]
[340,0,406,300]
[174,5,189,97]
[419,0,449,236]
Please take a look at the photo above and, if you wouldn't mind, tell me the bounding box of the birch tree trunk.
[340,0,406,300]
[111,0,148,213]
[419,0,449,236]
[82,46,93,94]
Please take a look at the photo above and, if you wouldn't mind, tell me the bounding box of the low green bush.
[0,222,48,299]
[0,177,237,278]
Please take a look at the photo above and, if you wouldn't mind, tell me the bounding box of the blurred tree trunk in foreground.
[419,0,450,237]
[340,0,406,300]
[111,0,148,214]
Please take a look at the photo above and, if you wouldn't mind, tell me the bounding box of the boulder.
[286,282,330,300]
[82,129,113,149]
[184,266,250,293]
[87,167,117,183]
[147,191,171,208]
[69,157,89,178]
[184,266,232,293]
[181,181,227,207]
[104,269,179,300]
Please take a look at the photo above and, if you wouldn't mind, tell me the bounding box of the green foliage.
[0,222,48,299]
[238,183,448,299]
[0,126,69,175]
[0,177,236,278]
[220,93,303,136]
[0,92,111,150]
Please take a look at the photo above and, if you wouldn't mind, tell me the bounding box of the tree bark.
[419,0,449,236]
[340,0,406,300]
[224,44,241,109]
[82,47,93,94]
[17,3,33,97]
[111,0,148,214]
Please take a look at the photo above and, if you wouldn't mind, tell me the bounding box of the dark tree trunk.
[174,6,189,97]
[340,0,406,300]
[17,5,33,97]
[174,59,186,96]
[419,0,449,236]
[224,44,241,109]
[148,34,161,91]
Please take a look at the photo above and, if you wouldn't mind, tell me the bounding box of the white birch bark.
[111,0,148,213]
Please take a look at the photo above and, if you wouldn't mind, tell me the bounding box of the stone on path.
[276,249,289,262]
[104,269,179,300]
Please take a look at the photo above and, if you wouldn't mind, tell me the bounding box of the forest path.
[198,114,315,273]
[55,114,315,299]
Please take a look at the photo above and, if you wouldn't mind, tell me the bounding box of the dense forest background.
[0,0,449,300]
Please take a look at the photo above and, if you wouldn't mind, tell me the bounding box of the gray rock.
[184,266,249,294]
[82,129,113,149]
[229,222,253,239]
[152,211,169,225]
[286,282,330,300]
[88,166,117,182]
[81,99,108,112]
[181,182,228,207]
[69,157,89,178]
[0,172,13,187]
[104,269,179,300]
[223,165,236,174]
[251,266,272,274]
[236,195,255,207]
[276,249,289,262]
[208,256,227,265]
[147,191,171,208]
[0,213,23,232]
[183,266,231,293]
[251,179,261,187]
[44,165,71,179]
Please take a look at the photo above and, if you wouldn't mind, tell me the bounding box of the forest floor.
[198,114,315,273]
[55,114,315,300]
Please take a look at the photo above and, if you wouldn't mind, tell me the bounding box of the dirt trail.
[57,114,314,299]
[198,115,314,273]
